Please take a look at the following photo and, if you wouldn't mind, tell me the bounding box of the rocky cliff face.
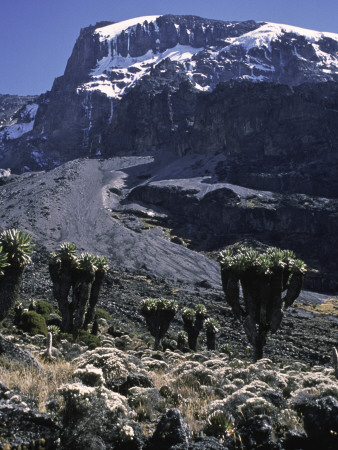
[0,94,38,128]
[0,15,337,175]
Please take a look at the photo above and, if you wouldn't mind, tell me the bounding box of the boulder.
[149,408,191,450]
[0,333,44,372]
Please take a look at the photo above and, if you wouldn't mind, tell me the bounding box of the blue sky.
[1,0,337,95]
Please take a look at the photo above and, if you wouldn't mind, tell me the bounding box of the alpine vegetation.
[49,242,108,333]
[219,246,307,361]
[141,297,179,350]
[204,317,219,351]
[182,304,208,351]
[0,229,35,321]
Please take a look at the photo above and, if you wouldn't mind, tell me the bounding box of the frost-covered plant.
[219,246,307,361]
[141,298,178,350]
[182,304,208,351]
[0,229,34,321]
[59,383,129,448]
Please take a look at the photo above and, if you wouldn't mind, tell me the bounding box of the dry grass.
[151,371,219,435]
[0,355,75,412]
[296,297,338,316]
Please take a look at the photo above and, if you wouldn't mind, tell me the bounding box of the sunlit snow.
[79,45,204,98]
[0,103,39,141]
[78,18,338,100]
[229,22,338,51]
[95,16,161,42]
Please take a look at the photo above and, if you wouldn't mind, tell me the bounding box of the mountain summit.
[0,14,337,173]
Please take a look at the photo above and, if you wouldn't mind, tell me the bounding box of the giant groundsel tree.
[219,246,307,361]
[141,297,178,350]
[0,229,35,321]
[49,243,108,333]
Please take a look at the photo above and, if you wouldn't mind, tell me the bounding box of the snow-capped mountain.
[0,14,337,191]
[76,15,338,99]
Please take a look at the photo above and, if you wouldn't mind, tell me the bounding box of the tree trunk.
[0,265,24,321]
[154,335,161,350]
[72,269,95,331]
[206,332,216,350]
[222,269,242,318]
[84,270,105,329]
[49,259,74,332]
[253,325,267,362]
[284,273,304,308]
[269,267,284,333]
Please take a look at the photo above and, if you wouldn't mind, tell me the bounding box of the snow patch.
[0,103,39,141]
[229,22,338,52]
[95,16,161,42]
[79,44,204,98]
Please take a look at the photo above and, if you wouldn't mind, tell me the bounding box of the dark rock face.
[301,396,338,439]
[118,372,155,395]
[238,415,274,449]
[149,408,191,450]
[0,398,59,448]
[0,333,44,371]
[126,180,338,292]
[105,80,338,198]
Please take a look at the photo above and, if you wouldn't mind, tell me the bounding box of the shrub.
[20,311,47,336]
[94,308,113,323]
[35,300,55,320]
[76,330,101,350]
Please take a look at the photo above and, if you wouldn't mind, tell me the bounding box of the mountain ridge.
[0,14,337,172]
[0,15,337,293]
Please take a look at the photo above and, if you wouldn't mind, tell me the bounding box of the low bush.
[94,308,113,323]
[76,330,101,350]
[20,311,48,336]
[35,300,55,320]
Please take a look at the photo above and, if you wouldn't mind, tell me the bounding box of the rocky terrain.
[0,245,337,448]
[0,14,337,448]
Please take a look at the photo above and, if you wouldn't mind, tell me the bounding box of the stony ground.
[0,157,337,448]
[18,246,338,367]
